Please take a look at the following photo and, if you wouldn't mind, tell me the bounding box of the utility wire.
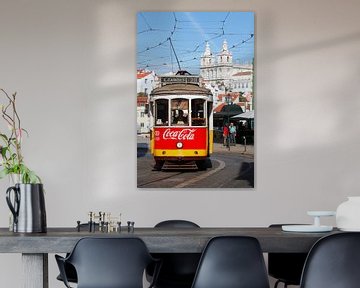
[137,12,254,73]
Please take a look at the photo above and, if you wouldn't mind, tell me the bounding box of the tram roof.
[151,83,211,96]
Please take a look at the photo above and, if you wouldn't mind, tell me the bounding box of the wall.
[0,0,360,287]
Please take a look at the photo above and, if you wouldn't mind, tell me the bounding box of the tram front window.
[191,99,206,126]
[171,99,189,126]
[155,99,168,126]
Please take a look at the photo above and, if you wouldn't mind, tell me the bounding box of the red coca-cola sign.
[154,127,207,149]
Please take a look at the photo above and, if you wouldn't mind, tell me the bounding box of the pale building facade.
[200,40,253,93]
[137,96,149,134]
[137,69,156,134]
[137,70,156,96]
[200,40,254,112]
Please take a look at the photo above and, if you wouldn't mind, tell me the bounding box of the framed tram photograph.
[137,12,255,188]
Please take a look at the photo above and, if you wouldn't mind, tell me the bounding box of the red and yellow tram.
[149,74,213,170]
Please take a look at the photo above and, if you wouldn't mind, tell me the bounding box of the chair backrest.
[268,224,308,285]
[300,232,360,288]
[155,219,200,228]
[150,220,201,287]
[191,236,270,288]
[66,237,154,288]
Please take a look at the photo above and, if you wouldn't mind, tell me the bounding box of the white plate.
[338,227,360,232]
[307,211,336,217]
[282,225,333,232]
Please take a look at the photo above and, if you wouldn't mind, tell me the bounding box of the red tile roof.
[137,96,148,106]
[213,102,246,113]
[213,103,226,113]
[218,92,239,102]
[137,70,152,79]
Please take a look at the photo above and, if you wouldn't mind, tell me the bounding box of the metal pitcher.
[6,183,47,233]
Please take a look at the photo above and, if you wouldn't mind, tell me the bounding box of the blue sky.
[137,12,254,75]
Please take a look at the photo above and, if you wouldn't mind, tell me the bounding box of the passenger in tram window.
[173,110,188,125]
[155,99,169,126]
[191,99,206,126]
[156,117,168,125]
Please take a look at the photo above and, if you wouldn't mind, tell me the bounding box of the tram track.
[174,159,225,188]
[138,159,225,188]
[137,171,185,187]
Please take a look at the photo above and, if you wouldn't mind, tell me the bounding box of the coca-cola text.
[162,128,196,140]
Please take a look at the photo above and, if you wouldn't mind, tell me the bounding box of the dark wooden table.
[0,227,339,288]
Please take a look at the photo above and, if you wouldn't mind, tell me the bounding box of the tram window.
[191,99,206,126]
[171,99,189,126]
[155,99,169,126]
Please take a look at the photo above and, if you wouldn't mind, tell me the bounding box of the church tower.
[200,40,235,86]
[217,40,232,65]
[201,42,213,66]
[216,40,233,84]
[200,42,214,81]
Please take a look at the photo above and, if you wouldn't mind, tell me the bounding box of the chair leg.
[274,280,288,288]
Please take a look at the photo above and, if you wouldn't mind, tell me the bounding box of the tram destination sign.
[160,76,200,86]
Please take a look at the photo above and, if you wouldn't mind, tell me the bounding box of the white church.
[200,40,253,94]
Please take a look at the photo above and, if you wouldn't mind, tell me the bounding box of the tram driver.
[173,109,188,125]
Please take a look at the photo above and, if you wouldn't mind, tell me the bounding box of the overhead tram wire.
[138,12,225,55]
[140,13,151,30]
[138,32,254,72]
[138,13,170,34]
[220,12,230,35]
[138,13,178,54]
[230,33,254,49]
[137,12,254,74]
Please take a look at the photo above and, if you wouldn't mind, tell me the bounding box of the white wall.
[0,0,360,287]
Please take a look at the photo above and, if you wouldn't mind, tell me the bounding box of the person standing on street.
[229,122,237,145]
[223,123,229,147]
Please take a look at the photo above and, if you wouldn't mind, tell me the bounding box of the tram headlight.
[176,142,183,149]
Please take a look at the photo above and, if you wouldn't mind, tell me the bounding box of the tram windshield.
[155,99,169,126]
[171,99,189,126]
[154,97,208,127]
[191,99,206,126]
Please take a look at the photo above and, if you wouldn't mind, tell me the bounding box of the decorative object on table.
[282,211,336,232]
[6,183,46,233]
[0,88,46,233]
[336,196,360,231]
[79,211,122,232]
[127,221,135,233]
